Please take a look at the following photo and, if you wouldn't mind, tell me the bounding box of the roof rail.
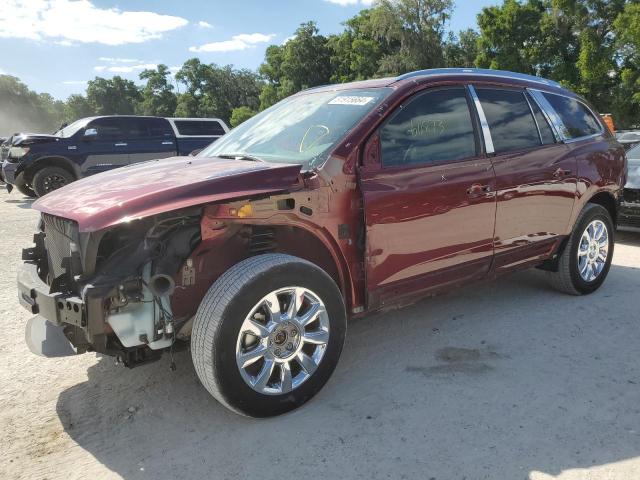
[395,68,562,88]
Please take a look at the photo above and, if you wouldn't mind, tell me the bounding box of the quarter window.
[526,93,556,145]
[380,88,477,167]
[541,93,601,139]
[476,88,541,153]
[174,120,226,136]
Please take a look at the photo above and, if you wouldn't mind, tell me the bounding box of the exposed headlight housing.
[8,146,30,160]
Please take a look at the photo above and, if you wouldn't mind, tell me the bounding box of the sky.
[0,0,498,100]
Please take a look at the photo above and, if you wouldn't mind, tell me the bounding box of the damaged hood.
[33,156,302,232]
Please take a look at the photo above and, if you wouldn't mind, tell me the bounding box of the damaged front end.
[19,210,201,367]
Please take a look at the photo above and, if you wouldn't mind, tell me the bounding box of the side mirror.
[83,128,98,140]
[189,148,203,157]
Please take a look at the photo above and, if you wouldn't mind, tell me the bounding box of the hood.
[33,156,302,232]
[627,156,640,190]
[11,133,60,146]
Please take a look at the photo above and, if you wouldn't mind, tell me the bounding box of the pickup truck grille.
[42,213,78,280]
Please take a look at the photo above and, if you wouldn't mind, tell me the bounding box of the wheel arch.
[584,190,618,227]
[22,156,79,184]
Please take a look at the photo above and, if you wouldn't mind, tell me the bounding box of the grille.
[42,213,78,279]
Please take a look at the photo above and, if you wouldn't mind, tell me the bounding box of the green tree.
[372,0,454,74]
[444,29,480,67]
[85,76,141,115]
[327,9,395,83]
[259,22,332,109]
[230,106,257,127]
[0,75,63,135]
[138,64,177,117]
[64,94,94,123]
[614,2,640,126]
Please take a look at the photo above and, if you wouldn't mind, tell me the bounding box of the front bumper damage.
[17,214,190,365]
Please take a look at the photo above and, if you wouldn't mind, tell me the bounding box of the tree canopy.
[2,0,639,137]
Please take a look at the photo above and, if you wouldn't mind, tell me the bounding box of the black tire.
[13,176,36,198]
[191,253,347,417]
[32,166,75,197]
[547,204,614,295]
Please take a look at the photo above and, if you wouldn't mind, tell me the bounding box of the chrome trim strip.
[523,93,543,144]
[468,85,495,155]
[527,89,569,140]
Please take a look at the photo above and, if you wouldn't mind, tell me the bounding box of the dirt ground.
[0,187,639,480]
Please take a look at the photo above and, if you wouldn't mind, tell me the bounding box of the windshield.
[200,88,392,170]
[55,117,93,138]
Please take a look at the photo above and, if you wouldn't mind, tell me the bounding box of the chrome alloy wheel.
[577,219,609,282]
[235,287,330,395]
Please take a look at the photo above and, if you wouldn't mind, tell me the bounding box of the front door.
[359,86,497,310]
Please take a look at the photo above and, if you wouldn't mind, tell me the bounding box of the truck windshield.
[199,88,392,170]
[55,118,93,138]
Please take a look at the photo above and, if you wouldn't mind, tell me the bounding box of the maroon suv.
[18,68,626,417]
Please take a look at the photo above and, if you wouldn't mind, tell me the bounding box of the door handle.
[553,168,571,178]
[114,143,128,147]
[467,183,491,196]
[161,141,173,145]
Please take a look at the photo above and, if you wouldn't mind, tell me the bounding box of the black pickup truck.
[1,115,229,197]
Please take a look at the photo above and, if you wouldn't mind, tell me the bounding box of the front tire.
[32,166,75,197]
[547,204,614,295]
[14,175,36,198]
[191,254,346,417]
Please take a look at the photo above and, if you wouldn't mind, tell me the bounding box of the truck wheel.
[32,166,75,197]
[191,253,346,417]
[547,204,614,295]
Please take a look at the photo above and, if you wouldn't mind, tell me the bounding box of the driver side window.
[380,87,477,167]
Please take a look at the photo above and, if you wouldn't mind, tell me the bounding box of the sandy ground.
[0,187,639,480]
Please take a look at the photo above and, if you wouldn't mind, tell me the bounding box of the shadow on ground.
[3,195,34,209]
[56,265,640,479]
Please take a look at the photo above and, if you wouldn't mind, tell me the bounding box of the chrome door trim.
[467,85,495,155]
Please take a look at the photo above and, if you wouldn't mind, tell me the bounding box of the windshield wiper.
[217,152,265,162]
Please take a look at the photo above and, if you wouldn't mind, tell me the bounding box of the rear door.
[471,86,577,272]
[80,117,130,175]
[359,86,497,309]
[124,117,176,165]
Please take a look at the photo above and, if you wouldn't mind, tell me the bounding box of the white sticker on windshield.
[328,96,375,106]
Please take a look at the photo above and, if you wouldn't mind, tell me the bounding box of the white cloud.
[0,0,188,46]
[98,57,140,64]
[197,21,213,28]
[62,80,87,85]
[189,32,276,53]
[324,0,374,5]
[93,63,157,73]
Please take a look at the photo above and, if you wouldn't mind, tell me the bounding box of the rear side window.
[145,118,173,138]
[380,87,477,167]
[526,93,556,145]
[174,120,225,136]
[476,88,540,153]
[542,93,601,139]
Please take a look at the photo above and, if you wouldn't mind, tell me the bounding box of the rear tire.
[32,166,75,197]
[547,204,614,295]
[191,253,346,417]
